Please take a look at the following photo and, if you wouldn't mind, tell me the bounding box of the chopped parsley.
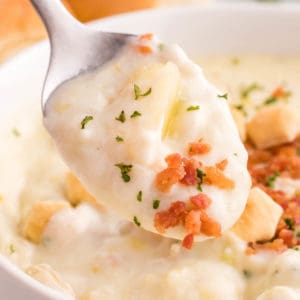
[133,216,141,227]
[137,191,143,202]
[263,97,277,105]
[158,43,165,51]
[134,84,152,100]
[243,269,252,279]
[81,115,93,129]
[284,218,295,231]
[241,83,262,98]
[296,232,300,238]
[196,169,206,191]
[293,246,300,251]
[265,171,280,188]
[130,111,142,118]
[296,148,300,156]
[9,244,15,254]
[233,153,238,156]
[115,111,126,123]
[217,93,228,100]
[115,163,133,182]
[12,128,21,137]
[115,136,124,142]
[234,104,247,116]
[187,105,200,111]
[152,199,160,209]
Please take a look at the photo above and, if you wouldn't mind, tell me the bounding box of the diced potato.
[22,201,70,244]
[65,172,99,207]
[246,105,300,149]
[231,187,283,242]
[26,264,75,297]
[230,105,246,142]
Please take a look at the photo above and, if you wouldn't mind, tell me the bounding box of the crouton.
[22,201,70,244]
[246,105,300,149]
[65,172,98,207]
[230,105,246,142]
[231,187,283,242]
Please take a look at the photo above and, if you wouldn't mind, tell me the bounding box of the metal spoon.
[30,0,135,111]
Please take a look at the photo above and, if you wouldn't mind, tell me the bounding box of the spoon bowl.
[30,0,135,111]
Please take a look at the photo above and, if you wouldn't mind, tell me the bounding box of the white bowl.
[0,3,300,299]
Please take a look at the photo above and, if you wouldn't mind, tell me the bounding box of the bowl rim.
[1,2,300,299]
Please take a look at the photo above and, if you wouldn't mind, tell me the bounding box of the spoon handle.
[30,0,81,43]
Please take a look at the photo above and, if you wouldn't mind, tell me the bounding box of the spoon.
[30,0,135,111]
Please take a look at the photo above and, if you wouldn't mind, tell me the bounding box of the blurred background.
[0,0,294,62]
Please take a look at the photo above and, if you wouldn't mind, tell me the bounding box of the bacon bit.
[190,193,212,210]
[278,229,296,248]
[216,159,228,171]
[138,33,154,41]
[156,168,185,193]
[204,166,235,190]
[154,201,186,233]
[200,211,222,237]
[165,153,183,169]
[180,158,198,186]
[136,44,153,55]
[248,239,288,254]
[185,210,202,234]
[182,234,194,249]
[188,141,211,156]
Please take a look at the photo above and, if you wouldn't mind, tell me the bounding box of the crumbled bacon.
[165,153,183,169]
[246,135,300,253]
[180,158,198,186]
[182,234,194,249]
[204,166,235,190]
[188,141,211,156]
[138,33,154,41]
[154,201,186,233]
[190,193,212,210]
[156,168,185,193]
[200,211,222,237]
[185,210,202,234]
[216,159,228,171]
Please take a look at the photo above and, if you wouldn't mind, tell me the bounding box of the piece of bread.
[246,105,300,149]
[231,187,283,242]
[230,105,246,142]
[22,201,70,244]
[65,172,100,208]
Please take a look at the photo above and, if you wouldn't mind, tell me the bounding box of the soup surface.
[0,54,300,300]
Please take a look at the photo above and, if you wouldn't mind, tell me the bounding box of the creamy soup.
[0,54,300,300]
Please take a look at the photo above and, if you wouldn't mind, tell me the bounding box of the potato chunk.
[246,105,300,149]
[230,105,246,142]
[231,187,283,242]
[26,264,75,297]
[22,201,70,243]
[65,172,98,207]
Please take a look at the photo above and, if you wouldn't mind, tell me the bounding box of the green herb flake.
[137,191,143,202]
[241,83,263,98]
[243,269,252,279]
[266,171,280,188]
[196,169,206,191]
[9,244,15,254]
[115,110,126,123]
[296,232,300,238]
[296,148,300,156]
[134,84,152,100]
[284,218,295,231]
[217,93,228,100]
[12,128,21,137]
[234,153,238,156]
[130,111,142,118]
[81,116,93,129]
[115,163,133,182]
[187,105,200,112]
[115,136,124,142]
[133,216,141,227]
[263,97,277,106]
[158,43,165,51]
[152,199,160,209]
